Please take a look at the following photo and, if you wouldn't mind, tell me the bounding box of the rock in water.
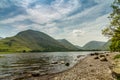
[65,63,70,66]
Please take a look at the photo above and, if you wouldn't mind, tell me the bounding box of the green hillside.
[101,40,111,51]
[0,30,68,52]
[83,41,106,50]
[57,39,79,50]
[75,45,83,50]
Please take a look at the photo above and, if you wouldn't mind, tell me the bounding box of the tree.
[102,0,120,51]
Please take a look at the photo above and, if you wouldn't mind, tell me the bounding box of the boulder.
[77,55,82,58]
[65,63,70,66]
[27,71,40,77]
[31,72,40,77]
[99,54,105,57]
[100,57,108,61]
[90,53,95,56]
[94,52,99,55]
[106,54,109,56]
[51,61,58,64]
[60,61,65,64]
[94,56,99,59]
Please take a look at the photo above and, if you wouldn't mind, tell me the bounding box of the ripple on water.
[0,52,90,79]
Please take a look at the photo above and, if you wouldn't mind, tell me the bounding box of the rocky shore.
[12,52,119,80]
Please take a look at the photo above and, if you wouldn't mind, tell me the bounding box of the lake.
[0,51,104,79]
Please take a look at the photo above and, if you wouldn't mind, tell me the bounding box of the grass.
[0,52,18,54]
[116,74,120,80]
[114,54,120,59]
[112,53,120,80]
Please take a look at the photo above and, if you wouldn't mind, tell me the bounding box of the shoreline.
[15,52,118,80]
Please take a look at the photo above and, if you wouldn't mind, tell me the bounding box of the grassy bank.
[112,53,120,80]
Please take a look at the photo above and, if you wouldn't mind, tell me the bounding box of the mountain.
[57,39,79,50]
[0,30,68,52]
[0,37,2,39]
[101,40,111,50]
[75,45,82,49]
[82,41,106,50]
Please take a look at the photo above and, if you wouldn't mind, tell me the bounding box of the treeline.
[102,0,120,52]
[0,49,9,52]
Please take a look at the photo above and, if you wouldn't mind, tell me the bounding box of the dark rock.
[100,57,108,61]
[90,53,95,56]
[91,69,95,72]
[90,52,101,56]
[28,71,40,77]
[106,54,109,56]
[94,56,99,59]
[65,63,70,66]
[22,50,26,53]
[77,55,81,58]
[89,64,92,67]
[100,54,105,57]
[32,73,40,77]
[94,52,99,55]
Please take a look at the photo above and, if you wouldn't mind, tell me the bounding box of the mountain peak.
[57,39,79,50]
[83,41,106,50]
[0,30,68,52]
[16,29,40,35]
[22,29,40,33]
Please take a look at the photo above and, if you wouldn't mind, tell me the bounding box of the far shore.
[0,50,110,54]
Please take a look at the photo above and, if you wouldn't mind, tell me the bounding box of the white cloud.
[51,0,80,15]
[12,24,30,31]
[0,0,11,8]
[12,22,60,35]
[54,14,110,46]
[32,23,60,34]
[0,15,28,24]
[72,29,85,37]
[80,14,110,30]
[61,0,112,25]
[26,0,80,24]
[26,7,61,24]
[94,0,114,4]
[1,0,80,24]
[12,0,36,8]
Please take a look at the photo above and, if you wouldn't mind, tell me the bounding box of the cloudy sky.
[0,0,114,46]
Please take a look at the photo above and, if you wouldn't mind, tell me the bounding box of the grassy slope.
[101,40,111,51]
[83,41,106,50]
[0,37,31,52]
[0,30,68,52]
[57,39,79,50]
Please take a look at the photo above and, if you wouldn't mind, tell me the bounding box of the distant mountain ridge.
[0,30,111,52]
[0,37,2,39]
[82,41,106,50]
[75,45,83,50]
[57,39,79,50]
[101,40,111,50]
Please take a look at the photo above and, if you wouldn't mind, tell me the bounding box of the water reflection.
[0,52,89,79]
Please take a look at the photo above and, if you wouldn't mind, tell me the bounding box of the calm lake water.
[0,51,105,79]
